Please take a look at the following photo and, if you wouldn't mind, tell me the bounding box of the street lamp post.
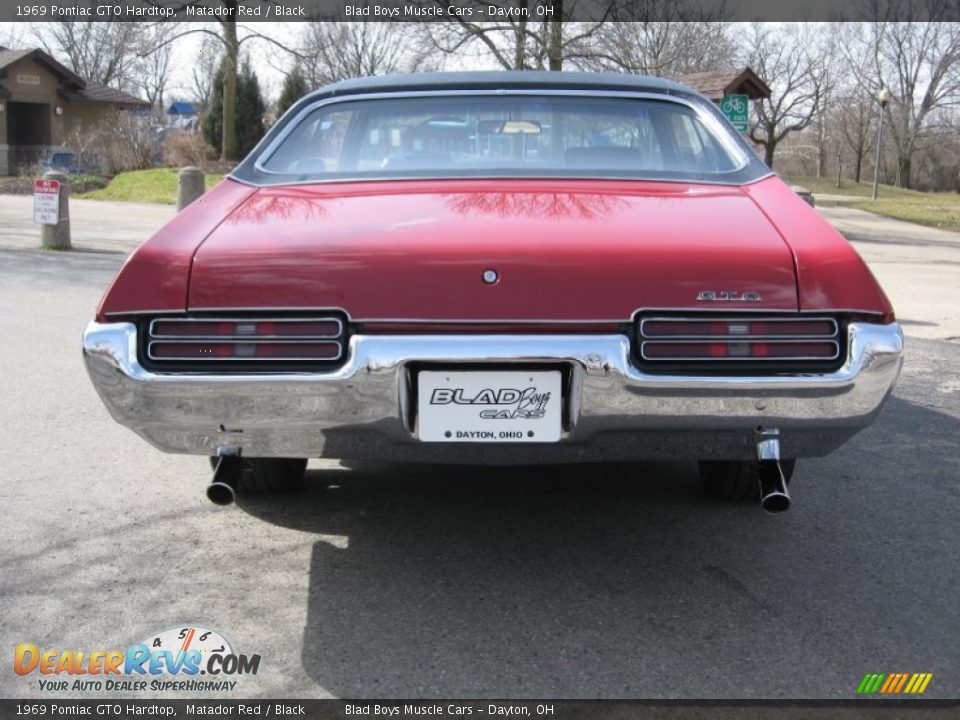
[872,87,892,201]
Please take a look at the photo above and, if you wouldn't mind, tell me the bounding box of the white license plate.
[417,370,563,443]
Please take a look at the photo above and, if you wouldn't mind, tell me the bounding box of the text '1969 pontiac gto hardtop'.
[83,72,903,513]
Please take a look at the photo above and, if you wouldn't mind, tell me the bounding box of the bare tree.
[835,23,879,183]
[63,108,154,174]
[424,2,609,72]
[913,108,960,191]
[426,19,539,70]
[837,86,878,183]
[809,30,843,179]
[188,35,222,111]
[573,22,734,75]
[32,18,186,123]
[745,23,826,168]
[147,1,302,160]
[570,0,735,75]
[133,24,179,116]
[145,0,243,159]
[298,21,435,87]
[34,21,143,89]
[0,23,29,49]
[421,1,733,75]
[867,11,960,188]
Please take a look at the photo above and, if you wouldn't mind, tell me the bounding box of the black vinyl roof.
[307,71,700,101]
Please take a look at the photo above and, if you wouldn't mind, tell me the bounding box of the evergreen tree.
[203,58,266,159]
[235,60,266,157]
[277,66,309,117]
[202,59,225,154]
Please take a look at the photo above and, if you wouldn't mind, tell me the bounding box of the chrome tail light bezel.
[139,314,348,372]
[634,313,846,373]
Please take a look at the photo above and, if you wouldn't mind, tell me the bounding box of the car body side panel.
[185,179,799,320]
[742,177,895,319]
[96,180,258,322]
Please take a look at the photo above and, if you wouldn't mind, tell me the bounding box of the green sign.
[720,94,749,133]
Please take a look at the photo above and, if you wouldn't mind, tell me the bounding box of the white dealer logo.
[429,387,552,419]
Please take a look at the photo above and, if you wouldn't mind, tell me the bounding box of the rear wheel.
[698,459,796,501]
[208,457,307,495]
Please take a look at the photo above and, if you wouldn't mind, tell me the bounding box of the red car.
[83,72,903,513]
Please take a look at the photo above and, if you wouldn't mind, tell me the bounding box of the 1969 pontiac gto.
[83,72,903,513]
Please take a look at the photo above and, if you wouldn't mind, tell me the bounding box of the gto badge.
[697,290,762,302]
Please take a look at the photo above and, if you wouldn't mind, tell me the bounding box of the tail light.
[145,317,345,368]
[637,316,842,370]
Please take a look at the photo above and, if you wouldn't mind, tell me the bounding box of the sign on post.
[720,94,749,133]
[33,179,61,225]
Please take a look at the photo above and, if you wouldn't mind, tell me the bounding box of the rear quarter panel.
[743,176,895,320]
[96,179,258,321]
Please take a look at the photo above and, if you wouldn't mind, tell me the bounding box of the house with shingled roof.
[0,47,149,175]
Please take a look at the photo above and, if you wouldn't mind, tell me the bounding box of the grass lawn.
[77,168,224,205]
[785,175,960,232]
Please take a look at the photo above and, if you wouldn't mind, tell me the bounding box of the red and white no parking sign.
[33,179,60,225]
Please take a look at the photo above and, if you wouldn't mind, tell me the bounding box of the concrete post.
[40,171,71,250]
[177,167,205,211]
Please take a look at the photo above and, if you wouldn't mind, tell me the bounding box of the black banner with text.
[3,0,960,23]
[2,699,959,720]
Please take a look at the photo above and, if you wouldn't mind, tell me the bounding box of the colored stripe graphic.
[857,673,932,694]
[857,673,884,694]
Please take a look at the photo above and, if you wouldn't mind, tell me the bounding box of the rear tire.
[699,459,796,501]
[208,457,307,495]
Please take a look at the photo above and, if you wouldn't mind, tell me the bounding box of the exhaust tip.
[761,491,791,514]
[206,481,235,506]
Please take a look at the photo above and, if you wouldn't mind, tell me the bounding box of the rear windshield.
[257,95,746,182]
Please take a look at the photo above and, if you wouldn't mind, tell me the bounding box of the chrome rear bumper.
[83,321,903,463]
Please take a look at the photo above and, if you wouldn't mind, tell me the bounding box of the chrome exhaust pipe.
[207,449,241,506]
[756,428,791,514]
[758,461,791,514]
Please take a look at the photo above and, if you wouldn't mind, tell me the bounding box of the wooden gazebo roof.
[672,67,771,101]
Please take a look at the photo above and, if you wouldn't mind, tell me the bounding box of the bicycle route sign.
[720,94,749,133]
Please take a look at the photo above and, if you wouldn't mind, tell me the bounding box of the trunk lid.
[188,179,798,321]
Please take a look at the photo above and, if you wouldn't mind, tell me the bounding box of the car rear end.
[83,72,903,510]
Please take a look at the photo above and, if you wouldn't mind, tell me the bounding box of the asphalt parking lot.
[0,201,958,701]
